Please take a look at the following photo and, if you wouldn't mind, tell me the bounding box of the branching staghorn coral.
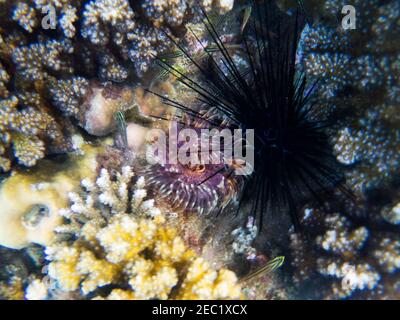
[12,38,75,82]
[49,77,90,119]
[0,0,234,172]
[2,0,229,79]
[296,0,400,196]
[12,2,38,33]
[289,205,400,299]
[279,1,400,299]
[36,166,242,300]
[0,31,73,172]
[0,95,67,171]
[0,28,135,170]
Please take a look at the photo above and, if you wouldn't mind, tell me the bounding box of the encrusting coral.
[0,140,102,249]
[31,166,242,300]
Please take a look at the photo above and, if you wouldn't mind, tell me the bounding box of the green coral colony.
[0,0,399,300]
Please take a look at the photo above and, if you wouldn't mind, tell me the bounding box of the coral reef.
[0,95,68,171]
[289,204,399,299]
[1,0,228,79]
[0,0,398,302]
[277,0,400,300]
[0,36,77,171]
[35,166,242,300]
[0,141,102,249]
[0,0,233,172]
[0,276,25,300]
[231,217,258,261]
[296,0,400,195]
[51,80,134,136]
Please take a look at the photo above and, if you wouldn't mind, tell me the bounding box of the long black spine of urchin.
[149,0,350,230]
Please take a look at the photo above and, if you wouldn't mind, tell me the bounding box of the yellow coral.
[127,257,178,299]
[46,213,241,300]
[103,289,136,300]
[78,250,121,294]
[43,167,242,300]
[0,276,24,300]
[0,142,101,249]
[177,258,242,300]
[46,246,82,292]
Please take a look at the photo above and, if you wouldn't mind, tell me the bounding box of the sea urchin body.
[153,1,348,229]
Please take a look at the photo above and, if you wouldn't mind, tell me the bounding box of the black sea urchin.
[150,0,349,229]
